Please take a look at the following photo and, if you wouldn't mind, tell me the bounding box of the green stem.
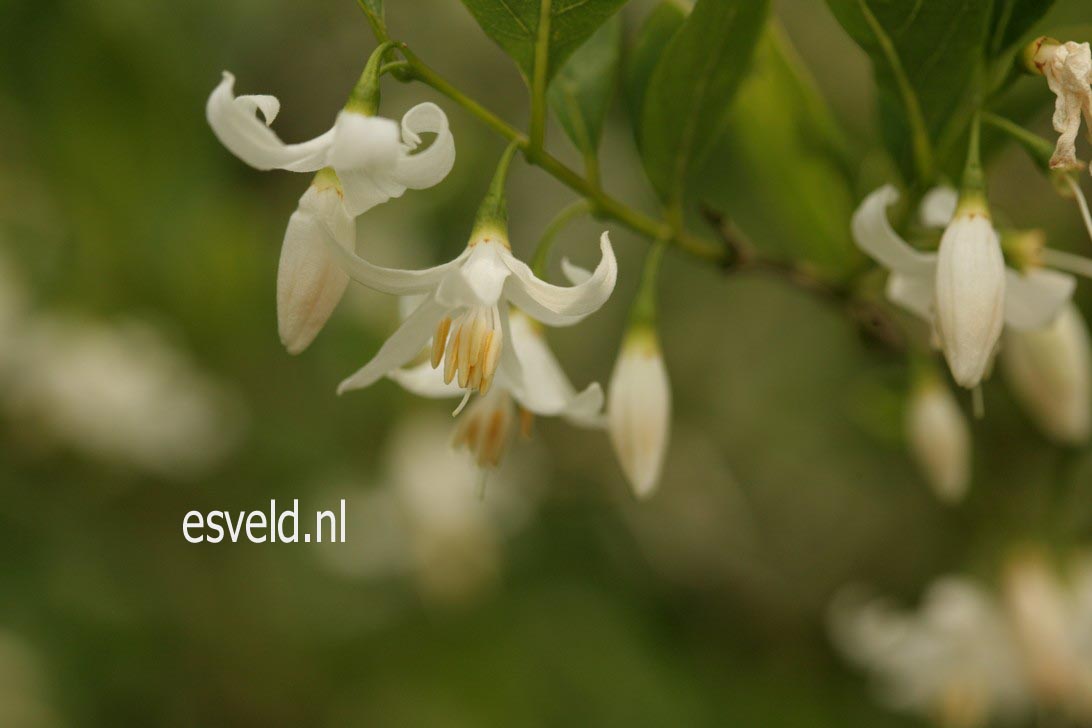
[631,240,667,328]
[982,111,1060,172]
[960,112,987,204]
[393,45,728,266]
[472,141,521,238]
[529,0,552,154]
[347,41,395,115]
[531,200,593,277]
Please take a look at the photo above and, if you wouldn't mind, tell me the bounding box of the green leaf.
[355,0,386,38]
[638,0,769,203]
[988,0,1057,59]
[702,29,860,279]
[825,0,993,186]
[548,16,622,159]
[459,0,627,85]
[624,2,686,148]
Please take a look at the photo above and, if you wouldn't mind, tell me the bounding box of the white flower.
[326,229,616,398]
[1002,303,1092,445]
[388,307,605,468]
[607,328,671,499]
[206,72,455,353]
[852,185,1076,388]
[1002,550,1092,718]
[1029,40,1092,173]
[906,377,971,503]
[830,580,1031,727]
[2,317,243,478]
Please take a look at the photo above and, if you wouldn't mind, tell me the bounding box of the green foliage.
[636,0,769,204]
[989,0,1058,58]
[458,0,627,85]
[825,0,994,186]
[702,29,860,279]
[624,1,685,148]
[548,16,622,160]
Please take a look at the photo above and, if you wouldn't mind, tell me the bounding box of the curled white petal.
[502,232,617,326]
[886,272,935,322]
[393,102,456,190]
[434,242,512,308]
[277,185,354,354]
[1003,268,1076,331]
[337,295,449,394]
[328,112,407,216]
[319,223,469,297]
[852,186,936,276]
[206,72,333,172]
[388,361,462,399]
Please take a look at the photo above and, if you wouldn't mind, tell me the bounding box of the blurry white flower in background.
[1002,550,1092,720]
[829,579,1030,728]
[2,317,244,479]
[0,629,62,728]
[1002,303,1092,446]
[316,412,543,604]
[905,375,972,504]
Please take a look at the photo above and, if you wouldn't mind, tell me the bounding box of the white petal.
[337,295,449,394]
[1003,303,1092,444]
[906,379,971,503]
[886,272,935,322]
[852,186,936,276]
[318,223,468,297]
[935,215,1006,388]
[328,112,408,216]
[277,186,354,354]
[560,258,593,285]
[501,232,617,326]
[206,72,334,172]
[505,311,604,426]
[1003,268,1076,331]
[434,242,512,308]
[919,186,958,228]
[388,361,462,399]
[392,103,456,190]
[607,332,670,499]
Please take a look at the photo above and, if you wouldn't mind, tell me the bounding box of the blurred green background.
[1,0,1091,725]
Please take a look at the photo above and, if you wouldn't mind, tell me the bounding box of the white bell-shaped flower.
[388,307,605,468]
[206,72,455,353]
[906,376,972,503]
[1002,303,1092,445]
[607,328,671,499]
[852,185,1077,388]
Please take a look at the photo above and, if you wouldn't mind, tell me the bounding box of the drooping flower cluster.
[206,60,678,496]
[831,549,1092,726]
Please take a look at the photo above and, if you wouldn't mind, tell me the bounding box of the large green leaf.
[638,0,768,203]
[989,0,1058,59]
[548,16,621,159]
[702,29,859,279]
[624,1,685,149]
[459,0,627,85]
[825,0,993,186]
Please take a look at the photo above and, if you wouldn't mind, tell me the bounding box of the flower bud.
[906,376,972,503]
[1002,303,1092,445]
[277,173,355,354]
[935,202,1006,388]
[607,327,670,499]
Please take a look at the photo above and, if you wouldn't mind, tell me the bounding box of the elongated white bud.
[607,328,670,499]
[906,377,972,503]
[935,205,1006,388]
[1002,303,1092,445]
[277,178,354,354]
